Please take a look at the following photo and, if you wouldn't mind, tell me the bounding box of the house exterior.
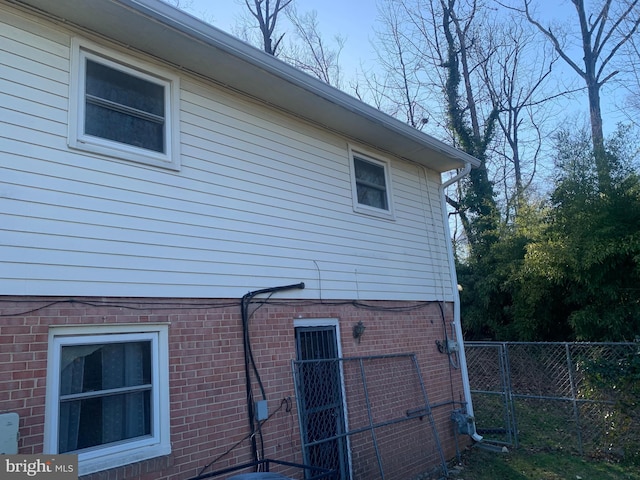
[0,0,481,479]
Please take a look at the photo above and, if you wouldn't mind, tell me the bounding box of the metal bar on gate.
[566,343,583,454]
[470,341,637,347]
[302,413,432,448]
[410,355,449,478]
[470,389,614,405]
[293,353,420,365]
[359,356,386,480]
[510,393,614,404]
[504,344,519,448]
[497,344,509,446]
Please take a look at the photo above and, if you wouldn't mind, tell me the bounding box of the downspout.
[439,163,483,442]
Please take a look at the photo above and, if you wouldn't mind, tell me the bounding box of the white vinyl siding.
[0,4,453,302]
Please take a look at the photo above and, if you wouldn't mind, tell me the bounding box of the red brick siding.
[0,297,466,480]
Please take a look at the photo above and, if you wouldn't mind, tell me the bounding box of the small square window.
[349,148,395,219]
[69,38,180,170]
[45,325,170,475]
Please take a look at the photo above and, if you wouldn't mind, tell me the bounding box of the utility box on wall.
[0,412,19,454]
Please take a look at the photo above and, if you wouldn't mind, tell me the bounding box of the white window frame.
[44,324,170,476]
[68,37,181,170]
[348,146,395,220]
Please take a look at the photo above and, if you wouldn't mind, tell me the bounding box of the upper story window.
[69,38,180,170]
[354,157,388,209]
[349,147,395,219]
[44,324,170,476]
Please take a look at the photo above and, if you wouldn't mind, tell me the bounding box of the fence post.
[565,343,583,454]
[501,343,518,448]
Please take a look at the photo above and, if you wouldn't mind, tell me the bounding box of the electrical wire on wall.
[435,302,460,370]
[0,296,442,317]
[195,397,292,478]
[3,289,466,464]
[420,166,461,377]
[240,282,305,468]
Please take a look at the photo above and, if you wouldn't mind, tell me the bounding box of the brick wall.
[0,296,467,480]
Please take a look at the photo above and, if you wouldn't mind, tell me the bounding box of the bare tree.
[163,0,193,9]
[478,17,560,219]
[371,0,567,251]
[373,0,500,248]
[283,7,345,87]
[439,0,500,251]
[244,0,293,55]
[620,29,640,129]
[370,0,435,129]
[515,0,640,189]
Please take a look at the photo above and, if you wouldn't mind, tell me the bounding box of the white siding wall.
[0,4,453,301]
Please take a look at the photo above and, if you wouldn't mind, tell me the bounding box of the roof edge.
[120,0,480,169]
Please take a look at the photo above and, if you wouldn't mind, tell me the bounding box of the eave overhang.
[11,0,480,173]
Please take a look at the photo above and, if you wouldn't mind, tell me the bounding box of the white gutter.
[439,163,483,442]
[125,0,480,168]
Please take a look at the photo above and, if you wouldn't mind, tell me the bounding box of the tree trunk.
[586,77,609,188]
[574,0,609,189]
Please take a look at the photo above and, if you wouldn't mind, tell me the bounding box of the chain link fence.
[466,342,640,463]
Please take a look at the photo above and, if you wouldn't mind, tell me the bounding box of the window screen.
[84,59,165,153]
[354,156,389,210]
[58,341,152,453]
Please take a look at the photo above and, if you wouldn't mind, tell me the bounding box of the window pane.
[354,157,385,187]
[59,391,151,453]
[60,342,151,395]
[85,103,164,152]
[354,157,389,210]
[84,59,166,153]
[357,187,387,210]
[86,60,164,116]
[58,341,152,453]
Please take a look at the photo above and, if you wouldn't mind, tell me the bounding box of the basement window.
[44,324,170,475]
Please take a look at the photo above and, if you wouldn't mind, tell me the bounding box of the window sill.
[78,441,172,476]
[353,204,396,221]
[69,137,181,171]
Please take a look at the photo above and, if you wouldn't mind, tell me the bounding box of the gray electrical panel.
[0,412,19,454]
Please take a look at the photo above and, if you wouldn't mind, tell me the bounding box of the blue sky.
[176,1,581,80]
[183,0,377,43]
[174,0,379,76]
[176,1,572,66]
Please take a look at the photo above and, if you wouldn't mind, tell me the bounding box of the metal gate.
[466,342,639,457]
[294,326,350,479]
[292,354,448,480]
[464,342,518,446]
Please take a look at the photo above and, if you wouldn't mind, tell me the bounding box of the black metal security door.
[294,326,349,479]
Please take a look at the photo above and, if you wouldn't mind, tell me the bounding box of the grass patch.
[450,446,640,480]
